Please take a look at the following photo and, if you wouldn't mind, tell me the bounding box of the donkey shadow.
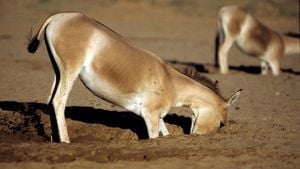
[167,60,300,75]
[230,65,300,75]
[0,101,191,140]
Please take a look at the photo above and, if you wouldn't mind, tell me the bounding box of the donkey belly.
[79,66,125,104]
[236,36,265,57]
[79,66,144,115]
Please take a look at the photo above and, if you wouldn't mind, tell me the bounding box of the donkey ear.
[225,89,242,107]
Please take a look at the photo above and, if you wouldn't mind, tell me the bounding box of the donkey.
[215,5,300,75]
[27,12,241,143]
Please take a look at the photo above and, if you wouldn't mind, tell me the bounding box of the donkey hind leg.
[218,35,235,74]
[48,70,79,143]
[47,75,57,103]
[44,33,83,143]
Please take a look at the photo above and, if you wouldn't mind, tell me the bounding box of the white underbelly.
[79,66,144,115]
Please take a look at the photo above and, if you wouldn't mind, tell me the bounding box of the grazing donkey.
[215,5,300,75]
[27,12,241,143]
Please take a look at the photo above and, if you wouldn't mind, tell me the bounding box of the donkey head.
[190,89,242,135]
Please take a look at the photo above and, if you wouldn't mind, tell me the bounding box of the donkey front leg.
[265,50,281,76]
[141,111,160,138]
[159,118,169,136]
[260,60,269,75]
[268,59,280,76]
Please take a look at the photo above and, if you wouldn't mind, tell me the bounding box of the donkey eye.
[220,122,225,128]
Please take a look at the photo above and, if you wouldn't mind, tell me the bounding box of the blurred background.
[1,0,299,60]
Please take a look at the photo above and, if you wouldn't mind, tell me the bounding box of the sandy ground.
[0,0,299,168]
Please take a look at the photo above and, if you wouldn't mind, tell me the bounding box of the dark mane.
[182,67,223,99]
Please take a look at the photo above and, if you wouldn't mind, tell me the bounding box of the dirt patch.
[0,102,49,143]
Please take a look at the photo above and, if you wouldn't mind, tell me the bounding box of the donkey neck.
[167,67,225,108]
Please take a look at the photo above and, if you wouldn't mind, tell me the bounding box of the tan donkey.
[28,12,241,143]
[215,5,300,75]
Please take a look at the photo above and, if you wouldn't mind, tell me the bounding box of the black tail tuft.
[26,28,40,53]
[27,36,40,53]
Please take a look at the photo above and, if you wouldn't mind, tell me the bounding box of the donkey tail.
[214,31,220,68]
[27,14,61,53]
[214,16,225,68]
[27,34,40,53]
